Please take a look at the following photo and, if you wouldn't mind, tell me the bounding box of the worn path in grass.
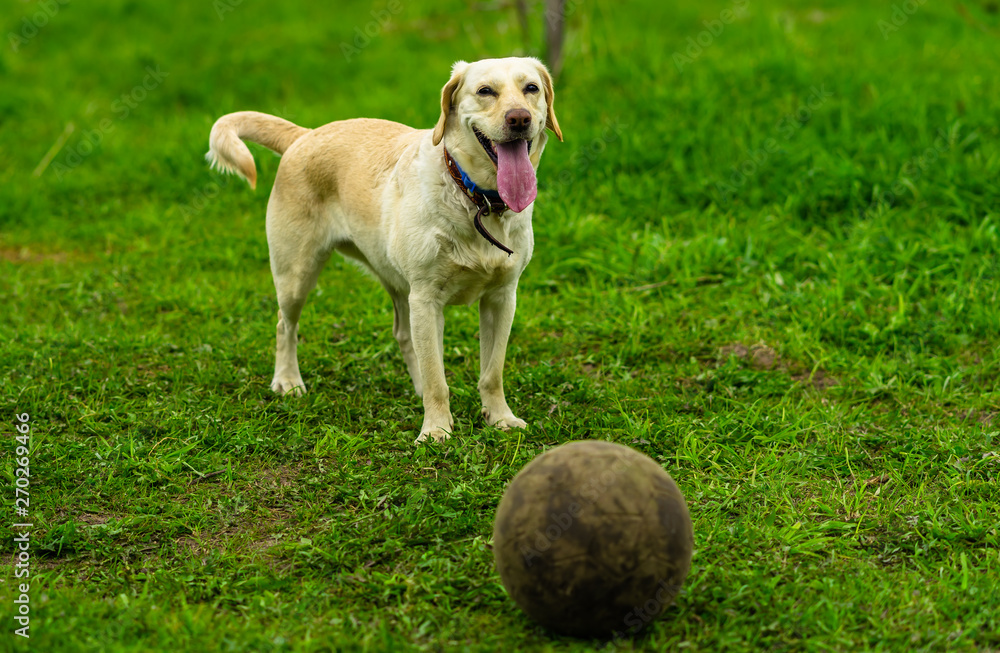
[2,0,999,651]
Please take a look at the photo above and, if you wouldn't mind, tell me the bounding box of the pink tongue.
[495,139,536,213]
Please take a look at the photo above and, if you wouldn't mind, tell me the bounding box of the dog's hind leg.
[267,207,332,396]
[387,288,423,397]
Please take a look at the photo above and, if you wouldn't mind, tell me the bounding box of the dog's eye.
[477,86,496,96]
[524,83,539,94]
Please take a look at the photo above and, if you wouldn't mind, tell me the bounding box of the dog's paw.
[494,416,528,430]
[415,428,452,444]
[271,376,306,396]
[484,409,527,431]
[416,413,455,444]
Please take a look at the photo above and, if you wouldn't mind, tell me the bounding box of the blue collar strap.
[455,159,503,203]
[443,146,513,256]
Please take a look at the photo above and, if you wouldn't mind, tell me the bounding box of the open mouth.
[470,125,539,214]
[473,126,531,167]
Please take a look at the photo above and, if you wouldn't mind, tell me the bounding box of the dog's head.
[433,57,563,213]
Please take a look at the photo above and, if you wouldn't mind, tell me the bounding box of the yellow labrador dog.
[205,57,562,443]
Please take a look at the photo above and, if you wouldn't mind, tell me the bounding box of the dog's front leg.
[409,293,454,443]
[478,287,527,431]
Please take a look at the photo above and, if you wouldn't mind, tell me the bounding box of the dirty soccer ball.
[492,440,693,638]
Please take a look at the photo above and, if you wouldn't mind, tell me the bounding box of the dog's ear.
[432,61,469,146]
[536,62,563,142]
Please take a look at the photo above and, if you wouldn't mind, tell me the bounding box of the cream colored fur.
[205,57,562,443]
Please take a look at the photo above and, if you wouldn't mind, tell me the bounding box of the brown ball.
[493,440,693,638]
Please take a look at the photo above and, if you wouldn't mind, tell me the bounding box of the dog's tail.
[206,111,310,190]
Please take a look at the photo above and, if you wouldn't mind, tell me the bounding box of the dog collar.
[443,146,513,256]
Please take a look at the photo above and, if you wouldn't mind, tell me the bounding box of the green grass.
[2,0,1000,650]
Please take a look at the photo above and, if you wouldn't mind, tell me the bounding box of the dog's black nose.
[505,108,531,132]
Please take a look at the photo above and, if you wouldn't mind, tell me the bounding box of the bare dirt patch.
[253,463,304,489]
[792,369,839,391]
[960,409,996,426]
[719,341,840,389]
[718,342,778,369]
[0,247,88,264]
[77,512,112,526]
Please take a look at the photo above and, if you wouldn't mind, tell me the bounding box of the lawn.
[2,0,999,651]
